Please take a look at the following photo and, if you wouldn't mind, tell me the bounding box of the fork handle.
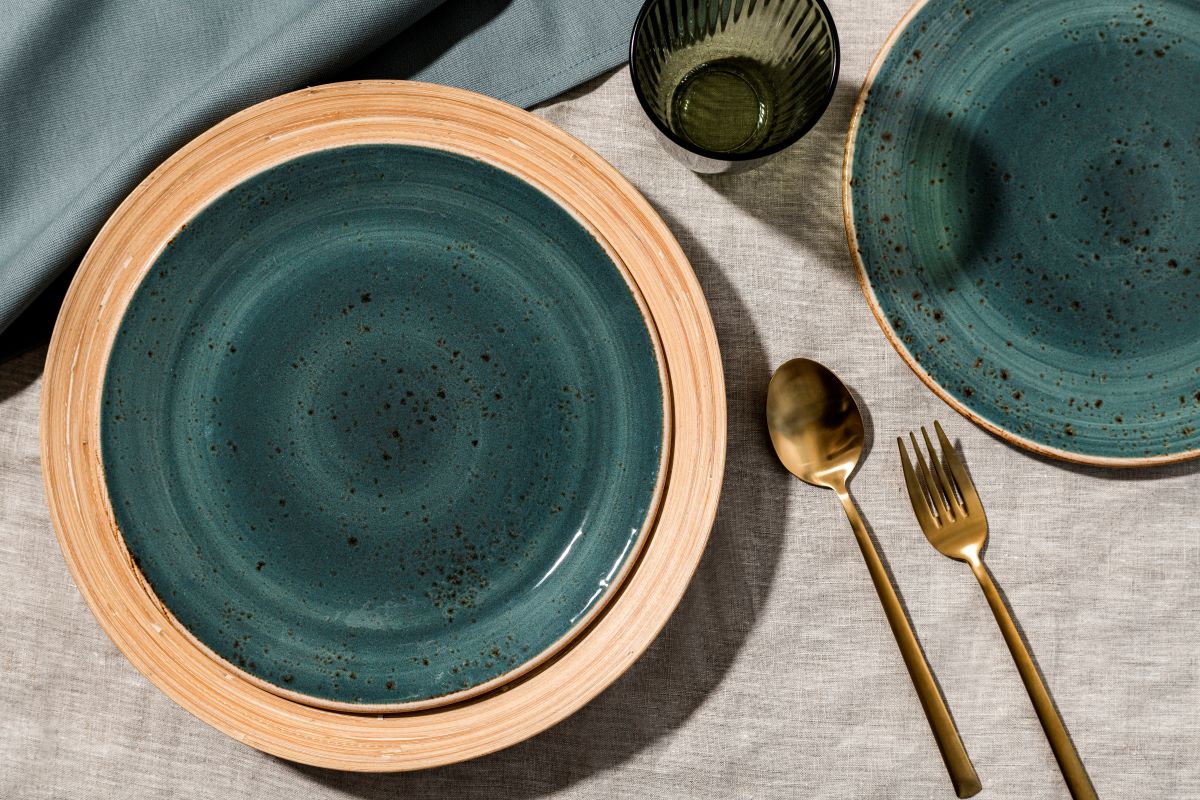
[970,559,1097,800]
[836,488,982,798]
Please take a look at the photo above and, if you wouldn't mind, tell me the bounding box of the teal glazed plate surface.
[847,0,1200,465]
[101,144,668,710]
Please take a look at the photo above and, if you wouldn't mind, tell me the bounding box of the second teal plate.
[848,0,1200,465]
[101,144,667,709]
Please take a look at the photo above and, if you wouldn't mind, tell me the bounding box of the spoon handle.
[836,487,981,798]
[969,559,1097,800]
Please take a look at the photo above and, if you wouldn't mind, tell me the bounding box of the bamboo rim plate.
[843,0,1200,467]
[41,80,726,769]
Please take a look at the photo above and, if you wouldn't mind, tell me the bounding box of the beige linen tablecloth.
[3,2,1198,795]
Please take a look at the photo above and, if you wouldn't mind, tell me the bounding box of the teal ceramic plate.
[847,0,1200,465]
[101,144,668,710]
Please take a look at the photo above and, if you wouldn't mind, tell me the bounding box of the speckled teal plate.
[847,0,1200,465]
[101,144,667,709]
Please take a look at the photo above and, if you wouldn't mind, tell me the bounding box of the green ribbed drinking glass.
[630,0,840,173]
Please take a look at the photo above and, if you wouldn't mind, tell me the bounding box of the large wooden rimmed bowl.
[41,81,725,769]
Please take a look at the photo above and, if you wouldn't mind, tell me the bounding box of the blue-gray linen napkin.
[0,0,642,339]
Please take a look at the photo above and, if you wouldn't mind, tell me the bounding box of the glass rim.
[628,0,842,163]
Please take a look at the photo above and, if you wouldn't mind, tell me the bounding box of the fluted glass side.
[630,0,839,170]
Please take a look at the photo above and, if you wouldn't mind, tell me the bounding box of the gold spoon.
[766,358,981,798]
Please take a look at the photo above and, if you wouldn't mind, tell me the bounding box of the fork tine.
[898,436,939,530]
[921,425,962,517]
[935,421,983,514]
[909,431,951,522]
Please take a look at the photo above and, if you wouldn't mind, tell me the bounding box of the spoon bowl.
[766,358,863,490]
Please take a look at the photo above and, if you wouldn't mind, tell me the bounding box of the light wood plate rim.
[841,0,1200,468]
[41,80,727,769]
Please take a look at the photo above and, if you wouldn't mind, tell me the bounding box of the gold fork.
[899,422,1097,800]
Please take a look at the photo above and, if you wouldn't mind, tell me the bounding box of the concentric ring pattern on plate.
[100,143,667,710]
[847,0,1200,465]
